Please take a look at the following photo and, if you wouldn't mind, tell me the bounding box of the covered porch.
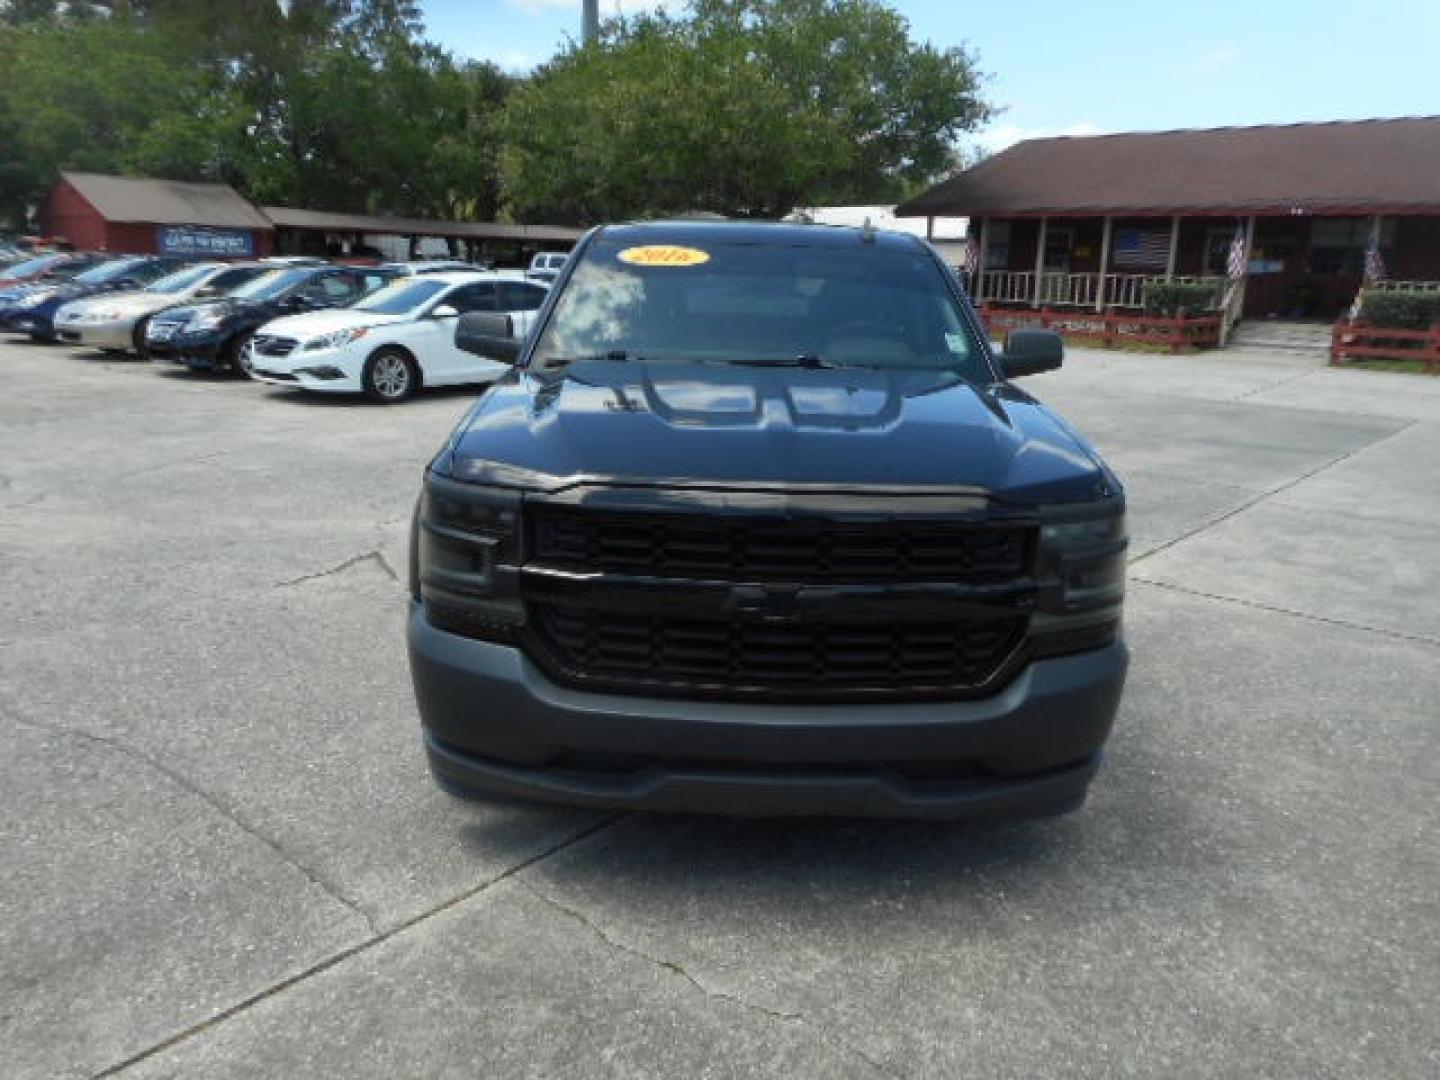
[965,212,1440,323]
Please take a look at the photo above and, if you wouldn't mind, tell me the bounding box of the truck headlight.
[1031,505,1127,657]
[414,473,524,641]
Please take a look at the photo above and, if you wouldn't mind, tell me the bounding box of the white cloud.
[974,121,1103,154]
[1193,44,1242,72]
[496,49,537,72]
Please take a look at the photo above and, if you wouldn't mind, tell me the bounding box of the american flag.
[1226,228,1248,279]
[1364,238,1386,283]
[1112,229,1170,269]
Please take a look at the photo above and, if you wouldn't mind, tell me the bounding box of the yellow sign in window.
[616,245,711,267]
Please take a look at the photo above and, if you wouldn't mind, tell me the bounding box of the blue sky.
[421,0,1438,151]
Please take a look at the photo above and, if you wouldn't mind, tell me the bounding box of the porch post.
[976,217,990,302]
[1033,215,1049,307]
[926,215,935,242]
[1244,215,1256,257]
[1096,216,1113,311]
[1165,214,1180,279]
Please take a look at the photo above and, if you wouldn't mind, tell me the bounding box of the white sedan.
[246,271,549,402]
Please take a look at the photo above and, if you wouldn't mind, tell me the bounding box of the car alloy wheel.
[132,316,151,360]
[366,349,415,402]
[234,335,257,379]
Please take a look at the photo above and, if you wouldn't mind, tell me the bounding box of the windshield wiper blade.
[728,354,837,369]
[552,350,640,364]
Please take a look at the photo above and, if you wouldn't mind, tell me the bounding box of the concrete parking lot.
[2,338,1436,1079]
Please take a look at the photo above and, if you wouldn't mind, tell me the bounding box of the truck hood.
[441,361,1112,506]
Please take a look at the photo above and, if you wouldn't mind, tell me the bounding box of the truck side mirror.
[456,311,519,363]
[998,329,1064,378]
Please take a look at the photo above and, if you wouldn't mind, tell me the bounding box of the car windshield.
[3,254,65,278]
[74,259,144,285]
[146,264,219,294]
[530,237,988,380]
[228,268,311,301]
[352,279,449,314]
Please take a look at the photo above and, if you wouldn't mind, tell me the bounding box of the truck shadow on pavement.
[459,736,1178,925]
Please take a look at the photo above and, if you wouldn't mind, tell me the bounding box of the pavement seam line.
[1131,577,1440,648]
[89,812,625,1079]
[517,881,906,1080]
[8,713,380,936]
[1127,416,1422,568]
[1225,365,1321,402]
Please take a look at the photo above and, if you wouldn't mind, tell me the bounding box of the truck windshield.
[530,238,988,380]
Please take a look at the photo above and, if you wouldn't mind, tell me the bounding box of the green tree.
[0,0,511,227]
[501,0,991,224]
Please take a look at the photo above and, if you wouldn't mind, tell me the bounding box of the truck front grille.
[527,602,1027,700]
[531,508,1029,584]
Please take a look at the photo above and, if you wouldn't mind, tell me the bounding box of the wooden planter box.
[980,304,1221,353]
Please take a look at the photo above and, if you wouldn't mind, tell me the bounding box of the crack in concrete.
[1127,417,1421,568]
[8,712,380,938]
[273,548,399,589]
[90,813,626,1079]
[1131,577,1440,648]
[518,881,904,1080]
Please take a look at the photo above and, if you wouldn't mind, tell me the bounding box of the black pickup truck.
[407,221,1128,820]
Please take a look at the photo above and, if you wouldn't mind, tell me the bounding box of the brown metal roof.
[897,117,1440,218]
[62,171,274,230]
[261,206,583,244]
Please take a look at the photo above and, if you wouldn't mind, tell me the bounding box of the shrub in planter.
[1142,281,1222,316]
[1358,289,1440,330]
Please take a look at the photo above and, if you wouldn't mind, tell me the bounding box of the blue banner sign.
[156,225,255,257]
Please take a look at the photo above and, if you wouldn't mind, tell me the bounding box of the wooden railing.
[975,270,1035,303]
[1330,322,1440,372]
[981,303,1222,353]
[973,271,1227,311]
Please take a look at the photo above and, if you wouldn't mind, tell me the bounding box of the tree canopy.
[0,0,512,226]
[502,0,992,224]
[0,0,991,230]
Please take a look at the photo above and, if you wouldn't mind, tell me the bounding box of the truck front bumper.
[408,602,1128,820]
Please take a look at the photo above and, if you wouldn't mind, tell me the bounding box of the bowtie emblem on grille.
[725,584,803,623]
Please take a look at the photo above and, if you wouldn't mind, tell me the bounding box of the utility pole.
[582,0,599,43]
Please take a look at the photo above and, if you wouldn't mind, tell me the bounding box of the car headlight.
[303,327,368,351]
[1030,505,1127,658]
[189,310,227,330]
[16,289,57,310]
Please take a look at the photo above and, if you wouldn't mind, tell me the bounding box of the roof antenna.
[860,216,876,243]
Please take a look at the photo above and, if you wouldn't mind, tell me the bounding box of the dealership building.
[38,171,580,266]
[898,115,1440,323]
[44,171,277,258]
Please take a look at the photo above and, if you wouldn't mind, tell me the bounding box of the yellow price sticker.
[617,245,711,268]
